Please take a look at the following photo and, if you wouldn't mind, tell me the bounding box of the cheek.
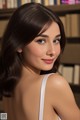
[24,45,44,58]
[56,45,61,56]
[33,48,43,57]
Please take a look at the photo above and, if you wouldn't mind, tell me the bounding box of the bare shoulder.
[47,73,70,90]
[47,73,80,120]
[47,72,74,101]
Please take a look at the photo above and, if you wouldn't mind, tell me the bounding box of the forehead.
[37,22,60,39]
[42,22,60,35]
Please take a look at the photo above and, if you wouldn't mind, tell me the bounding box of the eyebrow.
[37,34,61,38]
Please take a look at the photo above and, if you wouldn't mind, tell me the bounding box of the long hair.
[0,2,66,97]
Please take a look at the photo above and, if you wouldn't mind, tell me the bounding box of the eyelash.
[53,39,61,44]
[36,38,61,44]
[36,39,46,44]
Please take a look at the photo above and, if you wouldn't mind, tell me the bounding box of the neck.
[22,65,41,78]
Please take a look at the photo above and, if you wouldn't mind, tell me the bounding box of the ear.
[17,48,22,53]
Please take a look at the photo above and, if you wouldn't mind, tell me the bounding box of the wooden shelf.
[0,8,16,19]
[70,84,80,108]
[0,4,80,19]
[67,37,80,43]
[48,4,80,15]
[70,84,80,93]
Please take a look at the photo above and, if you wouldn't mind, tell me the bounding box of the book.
[73,65,80,84]
[14,0,18,8]
[61,0,75,4]
[65,14,71,37]
[44,0,49,6]
[0,0,3,9]
[0,20,8,37]
[75,0,80,4]
[17,0,21,7]
[35,0,42,3]
[49,0,54,5]
[62,65,73,83]
[61,44,80,64]
[68,0,75,4]
[58,64,63,75]
[2,0,7,9]
[60,16,66,34]
[21,0,27,5]
[57,0,61,5]
[70,14,80,37]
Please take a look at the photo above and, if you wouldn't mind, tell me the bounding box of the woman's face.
[21,22,61,72]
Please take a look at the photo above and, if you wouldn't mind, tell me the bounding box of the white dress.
[39,74,61,120]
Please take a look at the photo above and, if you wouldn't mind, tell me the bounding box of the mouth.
[42,59,54,64]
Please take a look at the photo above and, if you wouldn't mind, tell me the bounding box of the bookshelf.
[0,4,80,18]
[0,6,80,72]
[0,4,80,80]
[0,8,15,19]
[0,4,80,108]
[47,4,80,15]
[48,5,80,107]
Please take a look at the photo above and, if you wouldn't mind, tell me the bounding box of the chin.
[41,65,53,71]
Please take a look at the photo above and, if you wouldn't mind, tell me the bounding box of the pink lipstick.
[42,59,54,64]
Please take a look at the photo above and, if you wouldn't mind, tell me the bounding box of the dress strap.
[38,74,51,120]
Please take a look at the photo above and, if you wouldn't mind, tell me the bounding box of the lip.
[42,59,54,64]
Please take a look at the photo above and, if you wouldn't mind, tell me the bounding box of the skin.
[3,22,80,120]
[20,22,61,74]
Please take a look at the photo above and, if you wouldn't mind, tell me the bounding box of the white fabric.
[39,74,61,120]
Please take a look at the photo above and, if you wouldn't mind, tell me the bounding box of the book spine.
[73,65,80,84]
[57,0,61,5]
[61,0,75,4]
[54,0,57,4]
[68,0,75,4]
[14,0,18,8]
[49,0,54,5]
[61,0,68,4]
[70,14,80,37]
[44,0,49,6]
[17,0,21,7]
[62,65,74,84]
[0,0,3,9]
[75,0,80,4]
[35,0,42,3]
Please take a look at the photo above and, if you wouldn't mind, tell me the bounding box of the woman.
[0,2,80,120]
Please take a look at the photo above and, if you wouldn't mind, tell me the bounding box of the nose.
[46,43,56,57]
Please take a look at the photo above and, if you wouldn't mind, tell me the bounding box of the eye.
[36,39,46,44]
[53,38,61,44]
